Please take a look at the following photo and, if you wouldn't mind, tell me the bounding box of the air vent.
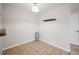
[43,18,56,22]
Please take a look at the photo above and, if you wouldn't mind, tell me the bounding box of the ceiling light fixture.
[32,3,39,12]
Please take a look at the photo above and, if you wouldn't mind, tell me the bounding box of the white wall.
[2,4,37,50]
[0,4,2,55]
[70,4,79,14]
[39,4,70,52]
[71,8,79,14]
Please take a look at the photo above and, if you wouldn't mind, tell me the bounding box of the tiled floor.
[70,44,79,55]
[3,40,69,55]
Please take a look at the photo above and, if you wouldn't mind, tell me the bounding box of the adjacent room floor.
[70,44,79,55]
[2,40,69,55]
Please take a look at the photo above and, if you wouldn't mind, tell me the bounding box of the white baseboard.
[40,40,70,52]
[2,39,34,51]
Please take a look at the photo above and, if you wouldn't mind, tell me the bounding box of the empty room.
[0,3,79,55]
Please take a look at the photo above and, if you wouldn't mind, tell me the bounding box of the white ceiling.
[6,3,70,13]
[4,3,79,13]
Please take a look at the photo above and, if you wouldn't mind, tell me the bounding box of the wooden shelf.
[0,28,6,36]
